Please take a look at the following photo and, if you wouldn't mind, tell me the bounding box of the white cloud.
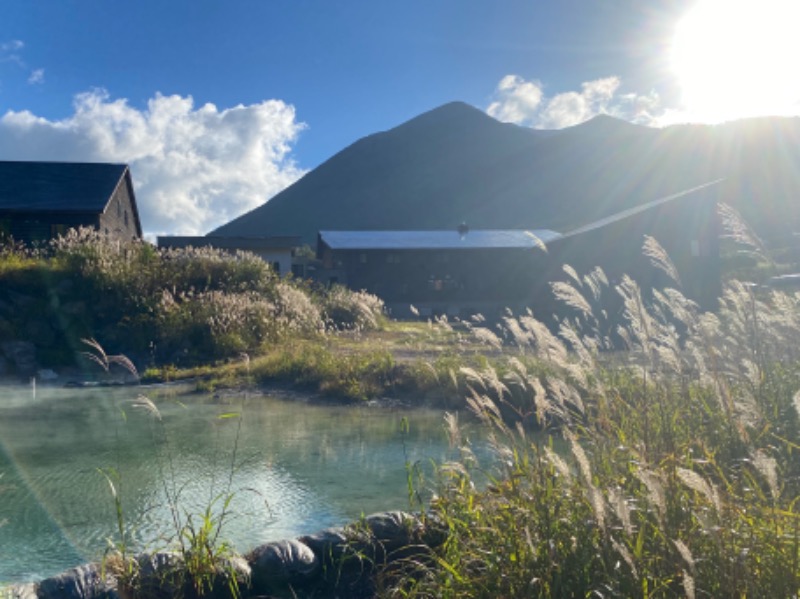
[0,39,25,66]
[27,68,44,84]
[487,74,664,129]
[0,89,307,236]
[487,75,544,125]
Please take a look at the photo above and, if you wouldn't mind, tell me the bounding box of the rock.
[211,556,252,599]
[364,511,421,549]
[37,563,118,599]
[248,539,318,593]
[299,527,349,560]
[4,583,38,599]
[131,552,184,599]
[122,552,250,599]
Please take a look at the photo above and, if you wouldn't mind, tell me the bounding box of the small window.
[271,261,281,275]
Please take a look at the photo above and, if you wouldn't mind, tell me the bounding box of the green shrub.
[0,230,331,367]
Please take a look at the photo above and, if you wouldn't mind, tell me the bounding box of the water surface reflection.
[0,385,476,583]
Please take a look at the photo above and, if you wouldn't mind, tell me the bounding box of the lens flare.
[671,0,800,122]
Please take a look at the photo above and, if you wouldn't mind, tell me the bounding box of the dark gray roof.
[0,161,129,212]
[158,235,302,250]
[319,229,562,250]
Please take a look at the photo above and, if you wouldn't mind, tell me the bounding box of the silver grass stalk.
[676,468,719,513]
[548,377,585,416]
[558,322,595,370]
[718,202,774,265]
[752,450,779,500]
[543,446,572,481]
[683,570,696,599]
[643,235,682,286]
[529,375,553,424]
[607,486,633,536]
[589,485,606,532]
[562,264,582,287]
[131,395,162,420]
[443,411,461,449]
[793,390,800,421]
[635,468,666,522]
[551,280,593,320]
[611,537,639,580]
[673,539,695,573]
[565,430,592,484]
[472,326,502,349]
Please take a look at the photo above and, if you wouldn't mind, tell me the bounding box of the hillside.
[210,102,800,245]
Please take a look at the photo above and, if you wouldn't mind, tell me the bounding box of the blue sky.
[0,0,791,236]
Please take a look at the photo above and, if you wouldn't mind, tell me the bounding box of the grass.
[0,229,387,369]
[375,232,800,598]
[88,342,249,599]
[141,328,502,404]
[8,204,800,597]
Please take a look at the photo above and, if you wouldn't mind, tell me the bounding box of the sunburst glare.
[671,0,800,122]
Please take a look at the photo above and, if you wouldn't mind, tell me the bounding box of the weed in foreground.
[90,343,250,598]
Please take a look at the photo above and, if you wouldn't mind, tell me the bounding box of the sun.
[671,0,800,122]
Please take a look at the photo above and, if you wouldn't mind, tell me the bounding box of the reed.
[380,223,800,598]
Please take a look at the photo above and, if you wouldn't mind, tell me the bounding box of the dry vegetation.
[4,204,800,597]
[377,230,800,598]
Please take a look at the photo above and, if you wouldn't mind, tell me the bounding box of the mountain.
[210,101,800,245]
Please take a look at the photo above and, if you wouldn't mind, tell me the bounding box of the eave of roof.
[319,229,561,250]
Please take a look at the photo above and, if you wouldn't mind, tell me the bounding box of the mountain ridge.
[210,103,800,245]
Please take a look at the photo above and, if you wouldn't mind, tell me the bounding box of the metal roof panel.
[0,161,128,212]
[319,229,561,250]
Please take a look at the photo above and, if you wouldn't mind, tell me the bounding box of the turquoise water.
[0,385,471,583]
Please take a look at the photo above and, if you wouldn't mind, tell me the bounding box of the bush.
[0,230,328,367]
[317,285,385,332]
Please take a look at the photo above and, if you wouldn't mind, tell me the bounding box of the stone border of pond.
[4,510,445,599]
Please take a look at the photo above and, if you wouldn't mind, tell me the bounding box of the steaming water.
[0,384,473,583]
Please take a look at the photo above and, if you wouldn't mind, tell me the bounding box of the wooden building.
[540,181,722,312]
[317,181,722,319]
[317,228,561,317]
[0,161,142,243]
[157,235,302,276]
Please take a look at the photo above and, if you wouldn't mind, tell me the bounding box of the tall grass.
[381,227,800,597]
[94,344,250,599]
[0,229,385,367]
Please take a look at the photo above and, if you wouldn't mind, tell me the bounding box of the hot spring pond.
[0,384,478,584]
